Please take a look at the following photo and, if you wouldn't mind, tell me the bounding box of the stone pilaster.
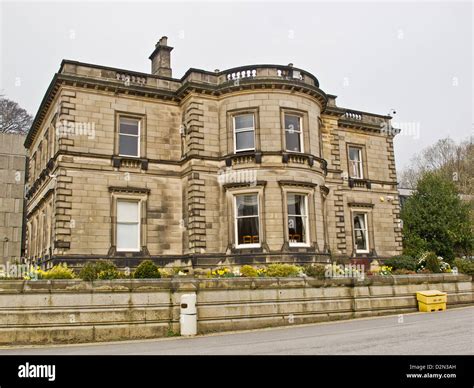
[386,135,403,253]
[187,172,206,253]
[53,170,73,251]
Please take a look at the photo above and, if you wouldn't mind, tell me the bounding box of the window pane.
[288,216,306,243]
[117,201,139,223]
[349,161,361,178]
[349,148,362,178]
[236,131,255,151]
[117,223,139,251]
[287,194,306,216]
[234,114,254,130]
[120,118,139,135]
[353,214,367,251]
[349,147,361,162]
[285,131,301,152]
[284,114,300,132]
[236,194,258,216]
[237,217,259,245]
[119,134,139,156]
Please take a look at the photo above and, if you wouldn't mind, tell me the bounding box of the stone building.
[24,37,402,268]
[0,133,26,264]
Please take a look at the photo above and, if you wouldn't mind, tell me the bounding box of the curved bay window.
[287,194,309,246]
[235,193,260,248]
[284,114,303,152]
[233,113,255,152]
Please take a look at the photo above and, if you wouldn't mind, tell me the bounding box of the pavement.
[0,307,472,355]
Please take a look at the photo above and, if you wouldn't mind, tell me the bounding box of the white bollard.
[180,293,197,336]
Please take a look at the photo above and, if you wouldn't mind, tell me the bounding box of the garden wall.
[0,274,472,345]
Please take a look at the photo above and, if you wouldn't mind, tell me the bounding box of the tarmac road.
[0,307,472,355]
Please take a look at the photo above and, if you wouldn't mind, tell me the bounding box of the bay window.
[235,193,260,248]
[233,113,255,152]
[284,114,303,152]
[287,194,309,246]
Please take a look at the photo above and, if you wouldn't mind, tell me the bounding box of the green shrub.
[240,265,258,277]
[39,263,75,279]
[133,260,161,279]
[392,268,417,275]
[266,264,300,277]
[79,260,118,281]
[97,268,121,280]
[384,255,417,271]
[302,264,326,278]
[423,252,441,273]
[453,258,474,276]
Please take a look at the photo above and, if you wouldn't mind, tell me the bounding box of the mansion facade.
[24,37,402,268]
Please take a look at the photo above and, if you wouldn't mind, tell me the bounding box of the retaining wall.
[0,274,471,345]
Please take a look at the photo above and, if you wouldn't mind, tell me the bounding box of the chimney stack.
[149,36,173,77]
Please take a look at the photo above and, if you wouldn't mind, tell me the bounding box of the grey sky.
[0,1,472,170]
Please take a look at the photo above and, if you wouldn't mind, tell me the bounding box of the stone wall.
[0,274,471,345]
[0,133,26,264]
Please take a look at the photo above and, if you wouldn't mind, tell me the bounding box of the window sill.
[289,243,310,248]
[282,152,314,167]
[225,151,262,166]
[230,245,264,254]
[348,178,371,189]
[236,244,260,249]
[112,156,149,170]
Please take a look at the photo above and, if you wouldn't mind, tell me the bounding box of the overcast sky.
[0,1,472,170]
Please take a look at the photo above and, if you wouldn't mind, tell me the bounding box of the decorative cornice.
[108,186,151,195]
[347,202,375,208]
[223,180,267,190]
[278,180,317,188]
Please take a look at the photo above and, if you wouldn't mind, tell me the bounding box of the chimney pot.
[159,36,168,46]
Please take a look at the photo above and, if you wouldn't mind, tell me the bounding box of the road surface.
[0,307,472,355]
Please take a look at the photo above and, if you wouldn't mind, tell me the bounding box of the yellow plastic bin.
[416,290,447,312]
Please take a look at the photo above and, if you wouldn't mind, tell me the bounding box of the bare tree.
[0,95,33,134]
[399,137,474,194]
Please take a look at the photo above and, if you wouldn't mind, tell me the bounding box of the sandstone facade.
[24,37,402,268]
